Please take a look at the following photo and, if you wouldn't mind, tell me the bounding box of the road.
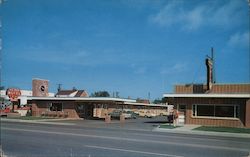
[1,118,250,157]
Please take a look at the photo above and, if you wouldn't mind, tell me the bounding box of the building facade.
[163,55,250,128]
[164,84,250,128]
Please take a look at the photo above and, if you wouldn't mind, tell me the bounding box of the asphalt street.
[1,118,250,157]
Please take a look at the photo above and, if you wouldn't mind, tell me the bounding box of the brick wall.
[32,101,80,118]
[211,84,250,94]
[168,97,248,128]
[175,84,250,94]
[246,99,250,128]
[175,84,195,94]
[32,79,49,97]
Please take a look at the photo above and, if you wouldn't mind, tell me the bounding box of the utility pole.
[115,91,119,98]
[57,84,62,92]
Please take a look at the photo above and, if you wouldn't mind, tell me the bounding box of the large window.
[197,105,214,116]
[192,104,239,118]
[49,103,63,111]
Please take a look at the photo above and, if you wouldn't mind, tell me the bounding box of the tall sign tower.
[205,47,216,91]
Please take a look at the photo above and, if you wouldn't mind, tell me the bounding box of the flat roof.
[27,96,136,103]
[123,102,169,107]
[163,93,250,98]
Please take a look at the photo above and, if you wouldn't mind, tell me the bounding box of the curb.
[153,126,250,138]
[0,118,76,126]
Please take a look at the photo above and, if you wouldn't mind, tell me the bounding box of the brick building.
[164,84,250,128]
[163,54,250,128]
[29,79,169,119]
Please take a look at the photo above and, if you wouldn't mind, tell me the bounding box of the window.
[215,106,234,117]
[178,104,186,111]
[49,103,63,111]
[197,105,214,117]
[192,104,239,118]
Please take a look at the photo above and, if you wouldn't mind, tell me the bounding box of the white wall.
[0,90,55,105]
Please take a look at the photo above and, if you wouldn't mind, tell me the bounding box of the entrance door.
[76,103,94,119]
[178,104,186,125]
[85,104,93,119]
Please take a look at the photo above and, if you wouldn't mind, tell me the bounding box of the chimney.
[32,78,49,97]
[206,55,213,91]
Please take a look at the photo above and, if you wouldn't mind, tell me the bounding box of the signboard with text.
[6,88,21,102]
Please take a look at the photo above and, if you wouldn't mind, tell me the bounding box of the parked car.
[144,111,156,118]
[122,111,132,119]
[124,111,138,119]
[138,110,156,118]
[109,110,122,119]
[0,104,10,117]
[109,110,138,119]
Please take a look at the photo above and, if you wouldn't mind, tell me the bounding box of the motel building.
[1,78,170,120]
[163,55,250,128]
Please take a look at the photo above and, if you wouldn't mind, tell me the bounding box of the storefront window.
[215,106,234,117]
[193,104,239,118]
[50,103,63,111]
[197,105,214,116]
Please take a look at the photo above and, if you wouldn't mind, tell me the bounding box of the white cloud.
[160,62,187,75]
[130,64,147,74]
[26,50,90,65]
[150,0,247,31]
[150,1,183,27]
[19,45,154,67]
[228,31,249,47]
[183,6,205,30]
[210,0,245,27]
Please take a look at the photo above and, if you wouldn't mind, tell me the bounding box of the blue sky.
[1,0,249,100]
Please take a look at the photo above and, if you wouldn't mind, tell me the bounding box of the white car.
[122,112,132,119]
[145,111,156,118]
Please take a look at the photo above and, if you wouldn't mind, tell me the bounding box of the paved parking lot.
[58,116,169,131]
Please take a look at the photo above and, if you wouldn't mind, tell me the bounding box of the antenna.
[57,84,62,92]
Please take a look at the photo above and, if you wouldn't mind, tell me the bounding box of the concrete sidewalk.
[153,124,250,138]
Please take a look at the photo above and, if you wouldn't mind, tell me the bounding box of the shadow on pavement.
[144,121,169,124]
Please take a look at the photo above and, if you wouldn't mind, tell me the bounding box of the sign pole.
[6,88,21,113]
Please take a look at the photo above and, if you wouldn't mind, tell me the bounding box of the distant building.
[136,99,150,104]
[56,89,89,97]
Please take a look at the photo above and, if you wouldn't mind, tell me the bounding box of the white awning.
[123,102,168,107]
[27,96,136,103]
[163,93,250,98]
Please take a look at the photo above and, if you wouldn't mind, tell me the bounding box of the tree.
[153,97,167,104]
[91,91,110,97]
[153,99,162,104]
